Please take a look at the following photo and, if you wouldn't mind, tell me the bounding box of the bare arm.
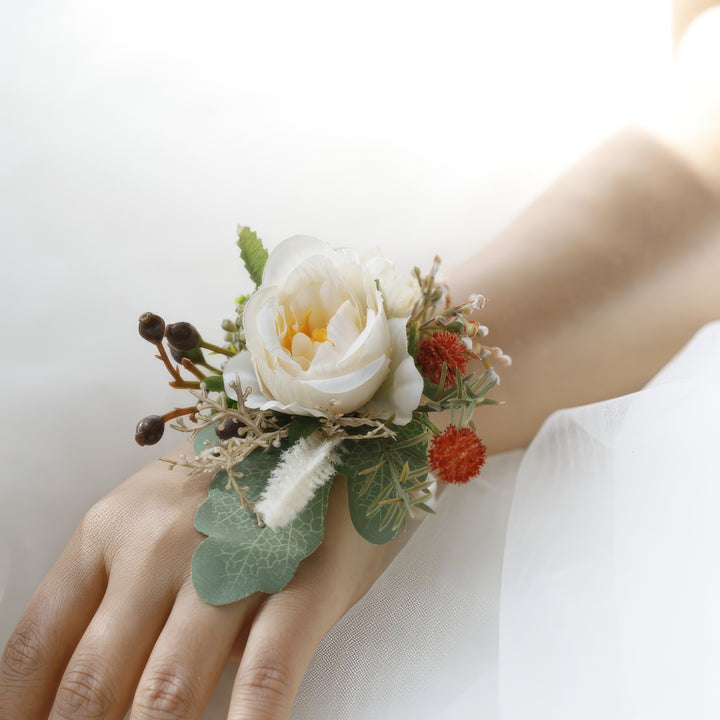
[454,8,720,452]
[452,129,720,453]
[673,0,720,46]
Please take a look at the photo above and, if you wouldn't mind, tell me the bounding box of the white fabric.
[498,324,720,719]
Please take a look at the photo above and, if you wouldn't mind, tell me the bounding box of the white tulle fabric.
[285,321,720,719]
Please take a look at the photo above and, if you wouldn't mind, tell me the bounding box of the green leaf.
[191,428,330,605]
[407,322,419,357]
[339,418,432,545]
[184,347,205,364]
[237,226,269,288]
[201,374,224,392]
[286,415,323,445]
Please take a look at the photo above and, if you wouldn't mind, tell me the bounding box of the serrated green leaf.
[340,419,431,545]
[191,428,330,605]
[237,226,269,288]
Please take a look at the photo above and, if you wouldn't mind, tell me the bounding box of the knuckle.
[79,499,122,537]
[235,661,293,708]
[0,617,46,682]
[80,499,110,528]
[53,661,116,719]
[133,665,199,719]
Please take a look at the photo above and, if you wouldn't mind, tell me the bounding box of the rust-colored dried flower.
[427,425,487,485]
[416,330,476,388]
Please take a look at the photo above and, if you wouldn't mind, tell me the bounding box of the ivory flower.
[364,256,423,318]
[223,236,423,424]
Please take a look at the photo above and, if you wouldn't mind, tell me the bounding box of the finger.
[227,587,341,720]
[130,581,262,720]
[48,564,176,720]
[0,529,107,719]
[227,477,388,720]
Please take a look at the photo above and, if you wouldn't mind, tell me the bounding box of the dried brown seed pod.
[135,414,165,445]
[165,322,201,351]
[138,312,166,344]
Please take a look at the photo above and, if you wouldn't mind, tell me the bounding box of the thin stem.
[199,361,222,374]
[155,343,183,382]
[162,406,197,422]
[169,380,202,389]
[199,340,234,357]
[181,357,206,380]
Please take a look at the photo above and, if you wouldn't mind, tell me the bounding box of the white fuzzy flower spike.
[255,433,342,530]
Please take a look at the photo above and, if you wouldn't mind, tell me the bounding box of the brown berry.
[138,312,166,344]
[169,345,186,363]
[215,416,244,440]
[135,415,165,446]
[165,322,201,351]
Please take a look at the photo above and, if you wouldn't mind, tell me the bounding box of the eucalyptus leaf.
[191,428,330,605]
[340,418,431,545]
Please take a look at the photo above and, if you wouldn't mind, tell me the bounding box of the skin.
[2,8,719,719]
[673,0,720,45]
[0,444,389,720]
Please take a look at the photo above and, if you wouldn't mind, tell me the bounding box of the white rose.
[223,236,423,425]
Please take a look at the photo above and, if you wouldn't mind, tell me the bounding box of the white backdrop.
[0,1,673,716]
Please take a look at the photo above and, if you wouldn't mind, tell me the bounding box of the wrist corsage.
[134,229,509,605]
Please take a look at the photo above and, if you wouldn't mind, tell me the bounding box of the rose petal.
[362,253,394,279]
[304,354,389,396]
[325,299,362,356]
[262,236,336,286]
[337,307,389,370]
[367,317,423,425]
[244,286,285,360]
[222,351,271,407]
[265,354,390,416]
[291,332,313,361]
[222,351,330,418]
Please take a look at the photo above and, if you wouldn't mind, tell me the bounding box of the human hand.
[0,444,389,719]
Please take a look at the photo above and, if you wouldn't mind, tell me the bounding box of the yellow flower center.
[281,308,331,354]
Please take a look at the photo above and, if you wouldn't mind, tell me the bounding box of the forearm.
[673,0,720,46]
[451,128,720,453]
